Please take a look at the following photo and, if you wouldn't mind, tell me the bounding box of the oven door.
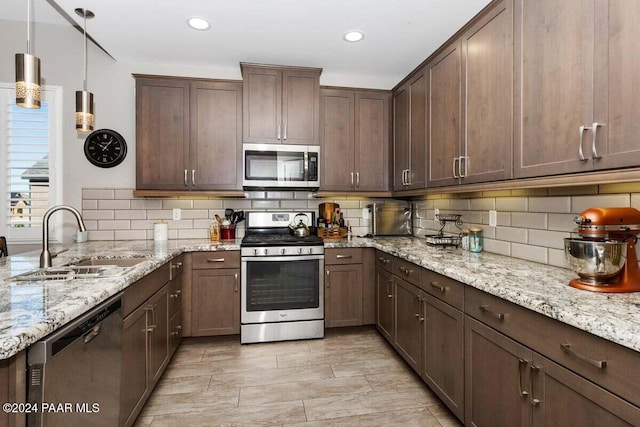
[241,254,324,323]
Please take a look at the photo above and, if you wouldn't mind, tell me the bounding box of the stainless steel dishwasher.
[27,293,123,427]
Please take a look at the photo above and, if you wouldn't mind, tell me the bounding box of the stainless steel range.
[241,211,324,344]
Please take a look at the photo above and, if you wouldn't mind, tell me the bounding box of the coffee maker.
[564,207,640,293]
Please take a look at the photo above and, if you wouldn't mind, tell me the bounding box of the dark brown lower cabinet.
[465,317,640,427]
[121,284,169,427]
[394,277,421,373]
[375,266,394,342]
[422,292,464,422]
[192,268,240,336]
[325,263,363,328]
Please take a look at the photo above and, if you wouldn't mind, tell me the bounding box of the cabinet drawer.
[375,250,393,271]
[170,255,184,280]
[465,286,640,408]
[168,275,182,317]
[392,257,421,287]
[192,251,240,269]
[421,269,464,310]
[123,262,170,317]
[325,248,362,265]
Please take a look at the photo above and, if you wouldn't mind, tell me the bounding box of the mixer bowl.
[564,239,627,284]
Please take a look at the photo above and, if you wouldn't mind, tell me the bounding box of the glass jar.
[469,227,483,252]
[461,229,470,251]
[209,220,220,242]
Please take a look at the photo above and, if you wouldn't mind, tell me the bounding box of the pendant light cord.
[83,12,88,91]
[26,0,31,54]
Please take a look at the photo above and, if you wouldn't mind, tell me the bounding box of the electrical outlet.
[489,210,497,227]
[362,207,370,220]
[172,208,181,220]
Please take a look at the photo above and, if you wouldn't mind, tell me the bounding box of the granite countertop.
[1,237,639,360]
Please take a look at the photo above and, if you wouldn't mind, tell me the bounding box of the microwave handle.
[304,151,309,181]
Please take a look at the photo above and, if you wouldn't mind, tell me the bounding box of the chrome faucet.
[40,205,87,268]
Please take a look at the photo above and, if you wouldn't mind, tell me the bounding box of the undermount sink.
[12,264,140,282]
[72,257,147,267]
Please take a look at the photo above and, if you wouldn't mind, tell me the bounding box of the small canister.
[209,220,220,242]
[469,226,483,253]
[461,229,470,251]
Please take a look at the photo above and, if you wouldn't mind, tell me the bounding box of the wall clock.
[84,129,128,168]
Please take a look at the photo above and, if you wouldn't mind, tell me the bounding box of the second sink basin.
[73,257,147,267]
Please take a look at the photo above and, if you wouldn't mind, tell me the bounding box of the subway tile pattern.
[83,187,640,268]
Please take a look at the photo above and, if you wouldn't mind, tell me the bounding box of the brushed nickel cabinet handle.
[234,273,238,292]
[560,343,607,369]
[172,262,183,270]
[518,359,529,397]
[430,282,446,292]
[530,364,541,405]
[479,304,505,321]
[459,156,468,178]
[453,157,460,178]
[207,258,225,263]
[578,125,590,161]
[283,124,287,140]
[351,172,354,187]
[591,122,602,159]
[336,254,352,259]
[192,169,196,186]
[356,172,360,187]
[184,169,188,186]
[326,270,330,288]
[277,124,281,140]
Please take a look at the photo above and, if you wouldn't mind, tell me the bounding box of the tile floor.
[134,326,462,426]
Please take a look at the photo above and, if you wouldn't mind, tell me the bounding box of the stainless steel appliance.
[241,211,324,343]
[367,201,413,236]
[27,293,123,427]
[243,143,319,189]
[564,207,640,292]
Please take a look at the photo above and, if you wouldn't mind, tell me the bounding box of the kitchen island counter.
[1,237,639,360]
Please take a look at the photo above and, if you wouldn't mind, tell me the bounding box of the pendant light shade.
[15,0,41,109]
[75,8,95,131]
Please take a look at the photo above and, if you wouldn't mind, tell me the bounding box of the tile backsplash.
[83,183,640,269]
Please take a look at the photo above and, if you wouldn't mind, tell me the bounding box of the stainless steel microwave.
[243,143,319,189]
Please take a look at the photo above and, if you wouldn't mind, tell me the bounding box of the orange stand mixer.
[565,207,640,293]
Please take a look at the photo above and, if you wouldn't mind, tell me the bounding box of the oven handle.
[242,254,325,262]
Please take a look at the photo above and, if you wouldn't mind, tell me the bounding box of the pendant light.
[75,8,95,132]
[15,0,41,109]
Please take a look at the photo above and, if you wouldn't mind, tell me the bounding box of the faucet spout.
[40,205,87,268]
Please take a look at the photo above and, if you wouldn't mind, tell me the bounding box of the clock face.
[84,129,127,168]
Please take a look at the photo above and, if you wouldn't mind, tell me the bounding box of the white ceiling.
[2,0,492,88]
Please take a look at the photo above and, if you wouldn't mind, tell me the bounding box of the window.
[0,83,62,242]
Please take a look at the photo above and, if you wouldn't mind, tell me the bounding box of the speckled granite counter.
[1,237,639,360]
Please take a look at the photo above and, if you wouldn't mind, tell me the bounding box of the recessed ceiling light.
[343,31,365,42]
[187,17,211,31]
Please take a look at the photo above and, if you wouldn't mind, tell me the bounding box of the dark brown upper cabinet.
[241,63,321,145]
[514,0,640,178]
[135,76,242,191]
[320,88,390,192]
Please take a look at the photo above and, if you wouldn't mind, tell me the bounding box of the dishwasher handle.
[28,293,123,363]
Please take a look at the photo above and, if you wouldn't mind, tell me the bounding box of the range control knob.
[281,248,286,255]
[253,249,258,256]
[263,248,269,256]
[298,248,303,254]
[308,248,313,254]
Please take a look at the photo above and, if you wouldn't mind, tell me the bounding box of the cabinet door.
[325,264,363,328]
[514,0,594,178]
[427,41,462,187]
[282,70,320,145]
[461,0,513,184]
[531,353,640,427]
[375,266,395,343]
[355,91,390,192]
[407,71,427,189]
[148,288,169,388]
[592,0,640,170]
[136,78,190,189]
[190,81,243,190]
[243,67,282,143]
[169,308,183,358]
[394,277,421,373]
[392,86,409,191]
[192,268,240,336]
[422,293,464,422]
[320,89,355,191]
[121,303,149,427]
[465,317,531,427]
